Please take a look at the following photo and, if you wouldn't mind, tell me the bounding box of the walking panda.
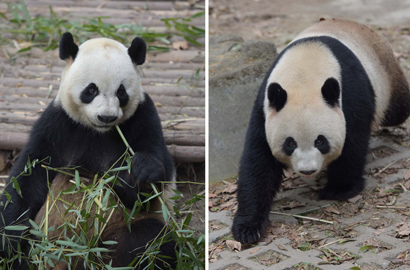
[233,19,410,244]
[0,33,176,268]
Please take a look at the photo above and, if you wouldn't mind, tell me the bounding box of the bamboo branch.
[270,211,333,224]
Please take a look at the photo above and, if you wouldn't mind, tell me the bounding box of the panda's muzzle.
[97,115,118,124]
[300,170,316,176]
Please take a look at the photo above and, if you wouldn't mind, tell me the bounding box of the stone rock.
[209,35,278,182]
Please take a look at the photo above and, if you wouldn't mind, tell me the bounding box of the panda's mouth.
[91,122,115,131]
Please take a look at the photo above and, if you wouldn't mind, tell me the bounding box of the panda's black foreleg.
[319,130,370,201]
[115,153,166,208]
[105,218,176,269]
[232,108,284,244]
[0,159,54,258]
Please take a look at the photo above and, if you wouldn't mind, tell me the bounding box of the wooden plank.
[0,94,204,108]
[0,85,205,98]
[11,58,204,71]
[0,131,204,163]
[0,66,205,81]
[0,76,205,89]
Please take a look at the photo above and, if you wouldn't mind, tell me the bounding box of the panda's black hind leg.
[107,218,176,269]
[319,129,370,201]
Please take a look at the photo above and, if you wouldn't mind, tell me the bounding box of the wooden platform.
[0,1,205,163]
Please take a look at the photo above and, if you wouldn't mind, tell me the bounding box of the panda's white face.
[265,104,345,178]
[264,41,346,178]
[55,38,144,132]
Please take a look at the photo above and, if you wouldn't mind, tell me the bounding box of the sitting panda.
[0,33,176,268]
[233,19,410,244]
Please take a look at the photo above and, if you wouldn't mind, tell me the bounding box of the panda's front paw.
[319,181,364,201]
[131,153,165,185]
[232,215,269,244]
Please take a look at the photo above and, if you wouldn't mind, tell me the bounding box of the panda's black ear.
[59,32,79,61]
[128,37,147,65]
[321,78,340,107]
[267,83,287,112]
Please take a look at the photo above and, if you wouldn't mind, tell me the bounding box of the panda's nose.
[98,115,117,124]
[300,170,316,176]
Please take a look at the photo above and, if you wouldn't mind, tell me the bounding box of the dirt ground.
[209,1,410,269]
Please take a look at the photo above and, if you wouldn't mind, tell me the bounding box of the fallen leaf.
[324,205,341,215]
[226,240,241,251]
[222,182,237,194]
[405,179,410,190]
[358,245,377,253]
[277,244,287,251]
[280,200,306,210]
[259,235,274,245]
[348,194,363,203]
[219,200,236,210]
[250,248,260,254]
[405,170,410,181]
[373,228,386,236]
[396,222,410,238]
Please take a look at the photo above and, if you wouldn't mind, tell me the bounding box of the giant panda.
[232,19,410,244]
[0,33,177,269]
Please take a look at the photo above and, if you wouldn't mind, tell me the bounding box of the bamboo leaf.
[358,245,376,253]
[5,225,28,231]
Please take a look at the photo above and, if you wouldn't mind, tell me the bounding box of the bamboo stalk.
[271,211,334,224]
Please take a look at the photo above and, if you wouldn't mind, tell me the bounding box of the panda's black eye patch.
[315,135,330,154]
[268,83,287,112]
[80,83,99,104]
[283,137,297,156]
[116,84,129,107]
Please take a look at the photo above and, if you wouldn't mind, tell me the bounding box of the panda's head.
[55,33,146,132]
[264,42,346,178]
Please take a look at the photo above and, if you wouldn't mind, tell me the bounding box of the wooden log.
[0,132,29,150]
[20,9,204,28]
[0,111,40,126]
[167,145,204,163]
[0,110,205,129]
[0,132,204,163]
[0,104,204,121]
[0,76,205,89]
[147,50,205,63]
[163,131,205,146]
[0,85,205,99]
[0,94,204,108]
[0,66,205,81]
[19,1,198,11]
[0,124,204,147]
[12,58,203,71]
[0,123,31,133]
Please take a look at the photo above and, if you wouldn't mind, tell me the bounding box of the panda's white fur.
[294,19,391,127]
[264,42,345,177]
[55,38,145,132]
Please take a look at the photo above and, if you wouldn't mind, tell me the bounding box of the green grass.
[0,1,204,57]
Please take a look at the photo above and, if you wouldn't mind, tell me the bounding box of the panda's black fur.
[233,24,410,244]
[0,34,176,269]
